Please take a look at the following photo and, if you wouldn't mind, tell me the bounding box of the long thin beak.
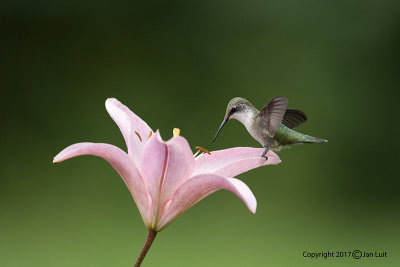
[212,117,229,143]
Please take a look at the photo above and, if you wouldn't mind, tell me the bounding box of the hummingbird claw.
[261,145,269,160]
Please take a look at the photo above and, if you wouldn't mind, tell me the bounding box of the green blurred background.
[1,1,399,266]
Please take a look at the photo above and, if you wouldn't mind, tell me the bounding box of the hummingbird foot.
[261,145,269,160]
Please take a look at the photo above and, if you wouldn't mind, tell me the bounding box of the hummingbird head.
[212,97,254,143]
[224,97,252,120]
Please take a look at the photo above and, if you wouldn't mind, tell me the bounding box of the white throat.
[230,109,255,130]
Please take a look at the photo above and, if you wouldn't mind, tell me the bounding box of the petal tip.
[105,98,118,107]
[249,199,257,214]
[266,151,281,165]
[270,157,281,164]
[154,130,163,141]
[53,154,61,163]
[53,152,67,163]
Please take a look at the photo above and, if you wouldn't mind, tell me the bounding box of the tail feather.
[302,136,328,143]
[275,125,328,145]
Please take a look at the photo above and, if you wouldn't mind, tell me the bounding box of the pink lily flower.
[53,98,281,266]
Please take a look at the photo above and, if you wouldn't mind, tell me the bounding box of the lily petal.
[105,98,152,166]
[156,174,256,231]
[159,136,195,210]
[193,147,281,178]
[139,131,167,228]
[53,142,150,227]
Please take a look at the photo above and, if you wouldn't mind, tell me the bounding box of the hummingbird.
[212,96,327,159]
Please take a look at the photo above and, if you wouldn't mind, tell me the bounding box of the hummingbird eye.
[231,106,237,113]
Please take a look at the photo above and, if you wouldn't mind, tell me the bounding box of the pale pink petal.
[158,136,195,214]
[139,133,196,227]
[155,174,256,231]
[139,131,167,229]
[193,147,281,178]
[105,98,153,166]
[53,142,151,228]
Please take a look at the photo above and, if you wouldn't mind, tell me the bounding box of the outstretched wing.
[257,96,288,137]
[282,109,308,129]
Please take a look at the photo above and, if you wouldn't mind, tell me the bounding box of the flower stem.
[134,230,158,267]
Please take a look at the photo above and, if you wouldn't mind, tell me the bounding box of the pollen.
[134,131,142,142]
[148,130,153,139]
[173,128,180,137]
[195,146,211,155]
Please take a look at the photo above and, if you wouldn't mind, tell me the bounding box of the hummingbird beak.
[212,117,229,143]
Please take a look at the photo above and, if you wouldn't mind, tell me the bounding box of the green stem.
[134,230,158,267]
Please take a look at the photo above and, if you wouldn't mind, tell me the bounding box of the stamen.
[173,128,180,137]
[148,130,153,139]
[195,146,211,155]
[193,150,201,157]
[134,131,142,142]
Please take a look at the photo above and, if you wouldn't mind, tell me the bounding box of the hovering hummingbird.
[212,97,327,159]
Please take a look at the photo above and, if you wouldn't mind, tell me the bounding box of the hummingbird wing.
[257,96,288,137]
[282,109,308,129]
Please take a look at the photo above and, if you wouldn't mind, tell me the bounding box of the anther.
[195,146,211,155]
[134,131,142,142]
[148,130,153,139]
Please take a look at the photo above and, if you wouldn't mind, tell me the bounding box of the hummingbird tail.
[301,136,328,143]
[274,126,327,146]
